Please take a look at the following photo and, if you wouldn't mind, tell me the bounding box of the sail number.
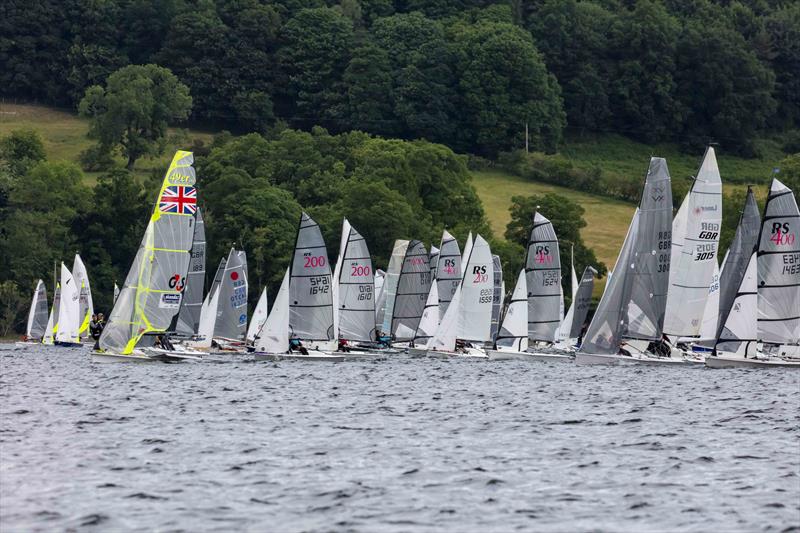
[304,256,326,268]
[542,271,559,286]
[309,276,329,295]
[479,288,493,303]
[771,222,795,246]
[657,230,671,272]
[357,284,373,301]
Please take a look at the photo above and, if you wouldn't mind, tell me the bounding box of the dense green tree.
[0,281,26,336]
[764,5,800,130]
[504,193,606,278]
[0,129,46,178]
[449,21,565,155]
[343,44,398,136]
[78,64,192,170]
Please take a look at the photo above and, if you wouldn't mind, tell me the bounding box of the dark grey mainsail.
[526,212,561,342]
[490,254,503,341]
[26,280,49,340]
[289,213,334,341]
[716,189,760,341]
[214,249,248,340]
[569,266,597,339]
[176,208,206,335]
[391,240,432,340]
[436,230,461,318]
[756,178,800,345]
[624,157,673,340]
[337,224,376,341]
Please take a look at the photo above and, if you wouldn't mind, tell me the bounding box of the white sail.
[715,253,757,357]
[332,218,352,339]
[458,234,494,342]
[429,245,440,280]
[414,282,440,347]
[374,269,386,329]
[390,240,431,340]
[289,213,334,342]
[380,240,409,335]
[25,280,48,340]
[246,287,269,343]
[756,178,800,345]
[113,283,120,304]
[195,287,220,348]
[336,223,376,342]
[214,249,248,341]
[429,283,462,352]
[55,263,80,344]
[663,147,722,337]
[461,232,473,267]
[555,248,579,342]
[42,284,59,345]
[72,254,94,338]
[255,269,290,353]
[698,261,721,341]
[436,230,462,318]
[496,269,528,352]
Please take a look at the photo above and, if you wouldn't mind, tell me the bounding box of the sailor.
[89,314,103,340]
[337,338,351,353]
[289,337,309,355]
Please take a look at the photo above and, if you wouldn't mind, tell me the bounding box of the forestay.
[176,207,206,336]
[214,249,248,341]
[526,212,561,342]
[72,254,94,338]
[756,178,800,345]
[391,240,431,341]
[458,235,494,342]
[99,151,197,354]
[496,269,528,352]
[663,147,722,337]
[26,280,48,340]
[436,230,462,318]
[289,213,334,342]
[337,223,376,342]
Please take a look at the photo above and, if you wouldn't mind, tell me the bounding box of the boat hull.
[427,349,487,359]
[252,352,345,362]
[575,352,625,365]
[407,347,429,358]
[705,356,800,369]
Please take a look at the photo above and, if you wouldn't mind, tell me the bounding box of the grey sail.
[623,157,673,340]
[176,207,206,335]
[526,212,562,342]
[436,230,462,318]
[214,248,248,341]
[380,240,409,335]
[716,189,760,341]
[569,266,597,339]
[391,240,432,340]
[26,280,49,340]
[289,213,334,341]
[756,178,800,345]
[580,209,641,354]
[490,254,503,341]
[338,225,376,342]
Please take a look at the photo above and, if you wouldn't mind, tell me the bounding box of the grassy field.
[0,103,213,184]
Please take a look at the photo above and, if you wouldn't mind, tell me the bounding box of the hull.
[407,347,429,358]
[253,352,345,362]
[141,347,204,360]
[14,341,41,348]
[575,352,625,365]
[705,355,800,369]
[91,352,158,363]
[427,348,487,359]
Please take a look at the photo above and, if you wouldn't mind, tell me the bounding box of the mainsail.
[698,262,721,341]
[715,189,760,341]
[580,157,674,354]
[663,147,722,337]
[336,223,376,342]
[254,269,290,353]
[715,253,757,356]
[214,249,248,341]
[756,178,800,345]
[72,254,94,337]
[414,282,440,347]
[568,266,597,339]
[380,240,409,335]
[42,283,60,345]
[496,269,528,352]
[555,248,579,342]
[55,263,80,344]
[25,280,48,341]
[247,287,269,343]
[436,230,462,318]
[390,240,432,340]
[176,207,206,336]
[289,213,334,342]
[490,254,503,341]
[99,151,197,354]
[526,212,562,342]
[458,235,494,342]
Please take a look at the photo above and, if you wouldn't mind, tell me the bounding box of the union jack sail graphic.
[159,186,197,214]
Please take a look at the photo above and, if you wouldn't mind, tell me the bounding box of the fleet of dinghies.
[15,148,799,368]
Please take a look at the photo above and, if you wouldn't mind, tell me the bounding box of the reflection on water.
[1,344,798,531]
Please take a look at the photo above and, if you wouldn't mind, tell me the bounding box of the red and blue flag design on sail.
[159,186,197,214]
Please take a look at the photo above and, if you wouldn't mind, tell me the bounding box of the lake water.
[1,344,798,532]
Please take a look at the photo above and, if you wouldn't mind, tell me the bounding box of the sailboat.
[706,178,800,368]
[575,157,674,365]
[427,234,494,358]
[246,287,269,345]
[92,151,200,362]
[383,240,431,344]
[16,280,48,346]
[175,207,206,338]
[72,254,94,342]
[554,264,597,350]
[660,147,722,359]
[42,274,60,346]
[487,269,529,360]
[253,213,342,361]
[408,283,440,357]
[211,248,248,350]
[188,256,227,349]
[54,263,81,347]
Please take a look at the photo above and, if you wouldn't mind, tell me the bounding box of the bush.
[78,145,115,171]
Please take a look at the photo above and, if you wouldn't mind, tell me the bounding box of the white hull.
[576,351,703,366]
[486,349,569,362]
[91,352,158,363]
[14,341,41,349]
[705,355,800,369]
[575,353,626,365]
[427,348,487,359]
[407,347,429,357]
[92,349,200,363]
[252,352,345,362]
[141,347,204,360]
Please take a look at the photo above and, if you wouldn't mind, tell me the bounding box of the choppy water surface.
[1,345,798,532]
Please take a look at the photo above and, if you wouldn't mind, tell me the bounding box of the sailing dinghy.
[72,254,94,342]
[92,151,200,363]
[408,283,440,357]
[706,178,800,368]
[246,287,269,345]
[575,157,677,365]
[211,248,248,351]
[16,280,48,347]
[54,263,82,347]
